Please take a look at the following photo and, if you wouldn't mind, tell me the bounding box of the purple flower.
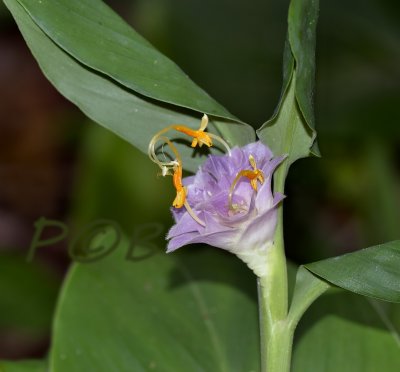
[167,141,284,274]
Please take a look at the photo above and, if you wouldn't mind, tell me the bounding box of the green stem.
[258,161,293,371]
[267,325,294,372]
[262,317,294,372]
[258,259,293,372]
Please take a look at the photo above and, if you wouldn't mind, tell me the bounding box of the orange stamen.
[228,155,265,211]
[148,114,229,227]
[171,162,205,226]
[172,163,186,208]
[173,114,212,148]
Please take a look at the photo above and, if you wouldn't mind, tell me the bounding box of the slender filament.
[148,115,232,227]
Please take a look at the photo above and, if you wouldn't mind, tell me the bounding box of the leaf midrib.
[367,298,400,348]
[175,260,230,372]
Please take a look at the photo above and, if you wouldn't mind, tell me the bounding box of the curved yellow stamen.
[172,163,185,208]
[171,162,206,226]
[173,114,212,148]
[149,136,181,175]
[148,114,232,227]
[151,139,204,225]
[148,115,231,171]
[228,155,265,211]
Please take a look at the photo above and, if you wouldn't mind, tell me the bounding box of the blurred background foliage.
[0,0,399,360]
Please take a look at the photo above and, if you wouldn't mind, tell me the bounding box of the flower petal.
[166,141,283,276]
[236,207,278,253]
[167,211,202,238]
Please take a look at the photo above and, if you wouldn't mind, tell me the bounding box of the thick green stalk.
[258,162,293,372]
[263,318,294,372]
[258,239,293,371]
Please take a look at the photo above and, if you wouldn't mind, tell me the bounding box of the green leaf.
[49,243,259,371]
[288,265,400,370]
[292,291,400,372]
[257,70,314,181]
[5,0,255,172]
[15,0,232,121]
[288,266,330,330]
[0,360,46,372]
[257,0,319,175]
[69,122,175,228]
[306,241,400,303]
[287,0,319,136]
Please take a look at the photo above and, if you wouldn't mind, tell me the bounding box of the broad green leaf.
[69,122,175,229]
[288,265,400,370]
[0,360,46,372]
[257,0,319,175]
[15,0,233,121]
[257,70,314,182]
[5,0,255,172]
[288,0,319,135]
[288,266,329,329]
[49,243,259,372]
[292,291,400,372]
[306,241,400,303]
